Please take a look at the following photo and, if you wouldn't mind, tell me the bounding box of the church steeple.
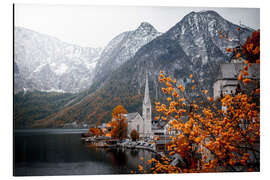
[143,72,151,106]
[142,71,152,137]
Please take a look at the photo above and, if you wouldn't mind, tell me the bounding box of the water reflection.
[14,129,157,176]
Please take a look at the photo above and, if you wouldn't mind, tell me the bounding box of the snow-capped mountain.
[161,10,253,89]
[14,27,102,93]
[14,10,256,128]
[36,10,255,128]
[93,22,162,88]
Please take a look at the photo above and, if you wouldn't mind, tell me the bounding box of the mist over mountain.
[14,10,254,128]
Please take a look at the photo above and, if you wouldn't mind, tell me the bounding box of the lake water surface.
[14,129,156,176]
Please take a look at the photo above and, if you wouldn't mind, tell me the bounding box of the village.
[13,4,261,176]
[80,50,260,170]
[80,74,173,157]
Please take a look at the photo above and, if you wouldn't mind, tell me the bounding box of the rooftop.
[216,63,260,80]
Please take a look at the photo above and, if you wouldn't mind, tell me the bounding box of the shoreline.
[81,137,165,157]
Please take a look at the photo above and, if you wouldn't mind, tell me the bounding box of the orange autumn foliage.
[110,105,128,140]
[89,127,102,136]
[226,48,232,52]
[136,29,260,174]
[143,32,260,173]
[151,71,260,173]
[242,30,260,63]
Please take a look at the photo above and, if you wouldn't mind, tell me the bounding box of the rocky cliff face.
[93,22,162,89]
[14,27,102,93]
[160,10,252,92]
[105,10,253,97]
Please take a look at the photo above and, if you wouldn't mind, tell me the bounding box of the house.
[126,112,144,137]
[63,121,78,128]
[213,63,260,100]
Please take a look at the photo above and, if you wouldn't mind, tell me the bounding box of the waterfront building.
[213,63,259,100]
[126,72,153,138]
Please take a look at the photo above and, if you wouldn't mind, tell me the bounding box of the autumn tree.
[139,30,260,173]
[130,129,139,141]
[223,29,260,64]
[89,127,102,137]
[110,105,128,140]
[242,30,260,63]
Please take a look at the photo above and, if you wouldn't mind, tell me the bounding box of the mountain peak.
[186,10,221,19]
[136,22,158,33]
[197,10,221,17]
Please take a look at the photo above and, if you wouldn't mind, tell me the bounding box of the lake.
[14,129,156,176]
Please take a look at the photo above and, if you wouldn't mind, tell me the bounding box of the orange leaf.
[226,48,232,52]
[255,88,260,94]
[243,78,251,84]
[238,73,243,81]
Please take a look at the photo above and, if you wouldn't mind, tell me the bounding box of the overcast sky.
[15,4,260,48]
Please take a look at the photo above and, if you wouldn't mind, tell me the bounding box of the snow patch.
[42,88,66,93]
[54,63,68,75]
[202,56,208,65]
[23,88,28,95]
[33,63,46,73]
[86,61,97,70]
[181,25,186,35]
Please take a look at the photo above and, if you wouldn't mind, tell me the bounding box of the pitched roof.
[152,120,168,130]
[125,112,141,122]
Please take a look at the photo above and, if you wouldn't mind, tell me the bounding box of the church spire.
[143,71,151,105]
[142,71,152,137]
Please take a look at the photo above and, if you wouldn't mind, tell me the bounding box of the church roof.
[125,112,141,122]
[152,120,168,130]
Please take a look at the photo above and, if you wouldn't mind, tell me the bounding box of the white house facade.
[126,112,144,137]
[213,63,260,100]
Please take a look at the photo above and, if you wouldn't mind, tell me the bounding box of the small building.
[63,121,78,128]
[152,119,168,136]
[82,123,89,128]
[213,63,260,100]
[98,123,108,134]
[126,112,144,137]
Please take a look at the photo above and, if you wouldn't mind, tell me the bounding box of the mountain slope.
[14,91,77,128]
[93,22,162,89]
[35,10,254,128]
[14,27,102,93]
[162,10,252,90]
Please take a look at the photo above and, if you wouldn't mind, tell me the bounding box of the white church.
[126,73,153,138]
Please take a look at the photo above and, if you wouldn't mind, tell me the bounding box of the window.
[137,124,139,132]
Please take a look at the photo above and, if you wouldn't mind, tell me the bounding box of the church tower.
[142,72,152,137]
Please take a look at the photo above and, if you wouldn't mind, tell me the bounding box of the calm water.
[14,129,156,176]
